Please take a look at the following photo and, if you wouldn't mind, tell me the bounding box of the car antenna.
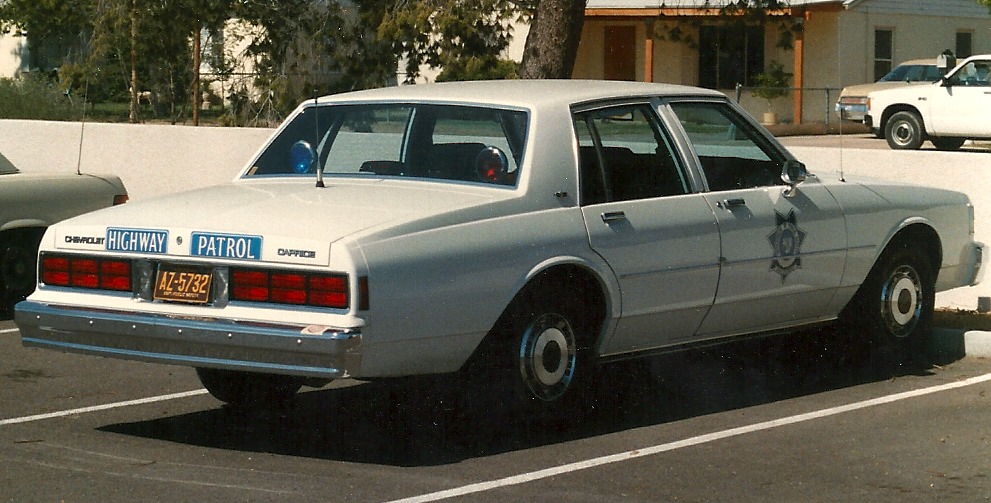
[75,78,90,176]
[313,88,324,188]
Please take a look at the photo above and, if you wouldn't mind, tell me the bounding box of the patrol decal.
[106,228,169,254]
[191,232,262,260]
[767,209,806,281]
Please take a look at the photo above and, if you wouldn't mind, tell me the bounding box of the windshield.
[879,64,942,83]
[247,103,528,187]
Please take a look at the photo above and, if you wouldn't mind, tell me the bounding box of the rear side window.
[573,104,689,205]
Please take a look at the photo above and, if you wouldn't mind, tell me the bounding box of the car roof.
[316,80,725,109]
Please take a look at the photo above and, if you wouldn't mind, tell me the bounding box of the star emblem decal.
[767,209,806,282]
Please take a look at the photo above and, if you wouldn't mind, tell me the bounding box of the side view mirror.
[781,159,807,186]
[290,140,316,174]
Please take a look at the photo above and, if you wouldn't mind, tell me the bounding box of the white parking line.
[0,389,209,426]
[1,328,19,335]
[386,372,991,503]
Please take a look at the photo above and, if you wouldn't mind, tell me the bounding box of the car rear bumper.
[14,301,361,379]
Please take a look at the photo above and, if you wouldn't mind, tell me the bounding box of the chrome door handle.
[601,211,626,223]
[717,198,746,209]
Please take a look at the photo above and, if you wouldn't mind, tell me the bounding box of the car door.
[928,59,991,136]
[666,100,848,338]
[575,102,721,355]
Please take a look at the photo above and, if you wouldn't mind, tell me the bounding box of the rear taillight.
[41,254,132,292]
[231,268,349,309]
[113,195,129,205]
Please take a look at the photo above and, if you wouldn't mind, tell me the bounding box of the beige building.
[575,0,991,124]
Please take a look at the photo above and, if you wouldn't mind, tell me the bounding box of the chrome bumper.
[15,301,361,379]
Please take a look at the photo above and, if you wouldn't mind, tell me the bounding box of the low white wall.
[0,120,275,201]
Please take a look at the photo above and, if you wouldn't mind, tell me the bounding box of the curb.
[963,331,991,357]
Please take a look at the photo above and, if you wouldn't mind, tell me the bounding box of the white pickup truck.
[1,152,127,312]
[866,54,991,150]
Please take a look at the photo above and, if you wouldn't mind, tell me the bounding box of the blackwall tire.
[0,232,43,313]
[885,111,925,150]
[931,137,966,151]
[846,246,934,369]
[196,368,303,408]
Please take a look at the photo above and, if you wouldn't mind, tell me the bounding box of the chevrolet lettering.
[65,236,106,245]
[105,228,168,254]
[14,81,984,423]
[190,232,261,260]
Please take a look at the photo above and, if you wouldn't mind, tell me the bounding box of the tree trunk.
[129,0,138,123]
[518,0,587,79]
[192,25,201,126]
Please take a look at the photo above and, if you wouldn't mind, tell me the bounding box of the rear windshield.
[247,103,529,187]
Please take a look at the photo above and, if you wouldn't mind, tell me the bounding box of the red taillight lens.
[231,268,349,309]
[113,194,129,205]
[41,254,131,292]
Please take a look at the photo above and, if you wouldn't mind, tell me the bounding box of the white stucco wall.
[0,32,26,78]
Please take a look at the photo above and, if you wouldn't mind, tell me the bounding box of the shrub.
[0,74,79,121]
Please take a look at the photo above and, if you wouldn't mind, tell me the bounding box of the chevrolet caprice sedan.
[15,81,983,414]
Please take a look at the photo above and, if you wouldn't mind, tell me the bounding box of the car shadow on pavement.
[99,326,966,467]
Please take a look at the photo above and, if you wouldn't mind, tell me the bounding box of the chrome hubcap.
[892,122,914,146]
[519,313,576,402]
[880,265,922,337]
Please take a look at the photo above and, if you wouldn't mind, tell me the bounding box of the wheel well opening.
[881,106,924,133]
[462,264,608,372]
[886,224,942,274]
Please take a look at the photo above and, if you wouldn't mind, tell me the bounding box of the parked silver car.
[1,152,127,312]
[15,81,983,418]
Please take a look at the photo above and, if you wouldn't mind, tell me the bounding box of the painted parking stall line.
[0,389,209,426]
[1,328,18,335]
[386,373,991,503]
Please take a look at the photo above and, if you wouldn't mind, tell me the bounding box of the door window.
[573,104,689,205]
[669,101,785,191]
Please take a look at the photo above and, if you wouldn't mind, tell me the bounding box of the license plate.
[153,264,213,304]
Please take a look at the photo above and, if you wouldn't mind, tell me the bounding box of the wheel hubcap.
[892,122,913,145]
[880,265,922,337]
[519,313,577,402]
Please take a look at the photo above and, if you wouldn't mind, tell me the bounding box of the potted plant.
[751,61,790,125]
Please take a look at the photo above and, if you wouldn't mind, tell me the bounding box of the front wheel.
[845,246,934,369]
[196,368,303,408]
[885,111,925,150]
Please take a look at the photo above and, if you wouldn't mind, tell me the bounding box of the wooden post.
[792,13,807,124]
[644,19,655,82]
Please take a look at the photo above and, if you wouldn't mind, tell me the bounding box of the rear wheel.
[195,368,303,408]
[461,281,598,421]
[0,230,44,314]
[885,111,925,150]
[931,137,966,151]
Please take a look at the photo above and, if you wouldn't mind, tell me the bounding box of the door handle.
[717,198,746,209]
[601,211,626,223]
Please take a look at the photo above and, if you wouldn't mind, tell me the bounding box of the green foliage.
[436,57,520,82]
[0,74,78,120]
[751,61,790,106]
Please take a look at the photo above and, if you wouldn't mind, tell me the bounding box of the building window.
[874,29,893,81]
[698,25,765,89]
[956,31,973,59]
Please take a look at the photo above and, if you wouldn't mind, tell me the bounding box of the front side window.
[247,103,528,187]
[574,104,689,205]
[670,101,785,191]
[949,60,991,87]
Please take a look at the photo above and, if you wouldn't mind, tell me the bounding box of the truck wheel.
[885,111,925,150]
[844,245,934,370]
[0,231,43,313]
[931,137,966,151]
[195,368,303,408]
